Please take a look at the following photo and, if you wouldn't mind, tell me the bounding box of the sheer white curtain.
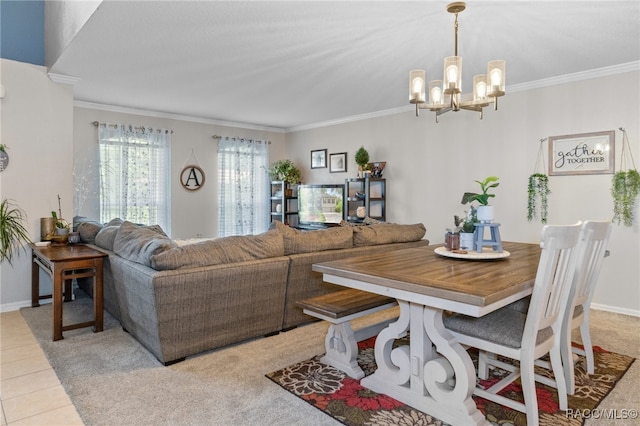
[98,124,171,233]
[217,137,270,236]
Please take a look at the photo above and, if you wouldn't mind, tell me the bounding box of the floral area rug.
[266,336,635,426]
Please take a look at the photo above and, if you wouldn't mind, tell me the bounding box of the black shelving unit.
[270,181,298,226]
[344,177,386,223]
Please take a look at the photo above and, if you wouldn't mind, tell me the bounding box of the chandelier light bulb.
[447,65,458,88]
[490,68,502,90]
[412,78,424,97]
[432,86,442,103]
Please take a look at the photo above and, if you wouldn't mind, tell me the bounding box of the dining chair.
[443,222,582,426]
[503,220,612,395]
[559,220,612,393]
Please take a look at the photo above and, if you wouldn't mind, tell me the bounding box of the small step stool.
[473,222,503,253]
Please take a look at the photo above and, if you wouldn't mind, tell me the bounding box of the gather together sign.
[548,130,615,176]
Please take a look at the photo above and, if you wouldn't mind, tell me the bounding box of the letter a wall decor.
[180,165,205,191]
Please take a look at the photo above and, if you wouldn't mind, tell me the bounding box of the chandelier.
[409,2,505,122]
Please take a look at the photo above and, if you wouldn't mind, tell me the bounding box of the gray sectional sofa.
[74,217,429,364]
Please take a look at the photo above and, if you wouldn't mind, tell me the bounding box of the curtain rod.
[92,121,173,134]
[213,135,271,144]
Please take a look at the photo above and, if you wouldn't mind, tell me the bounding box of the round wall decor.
[180,165,205,191]
[0,148,8,172]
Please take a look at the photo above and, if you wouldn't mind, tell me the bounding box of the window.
[98,124,171,233]
[217,137,270,237]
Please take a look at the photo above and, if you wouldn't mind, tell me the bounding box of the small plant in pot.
[0,199,32,265]
[454,206,477,250]
[354,146,370,178]
[461,176,500,222]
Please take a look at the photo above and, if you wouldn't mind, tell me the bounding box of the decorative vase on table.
[477,205,494,223]
[459,232,475,250]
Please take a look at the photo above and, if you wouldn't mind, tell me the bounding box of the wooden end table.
[30,243,108,341]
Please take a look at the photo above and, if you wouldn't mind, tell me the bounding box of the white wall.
[286,71,640,316]
[0,59,74,311]
[73,106,287,240]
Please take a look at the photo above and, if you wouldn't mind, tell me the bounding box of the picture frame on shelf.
[311,149,327,169]
[330,152,347,173]
[548,130,615,176]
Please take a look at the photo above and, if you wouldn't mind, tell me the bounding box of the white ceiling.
[48,1,640,131]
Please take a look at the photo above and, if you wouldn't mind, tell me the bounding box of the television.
[297,184,345,228]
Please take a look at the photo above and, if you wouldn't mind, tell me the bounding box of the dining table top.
[312,241,541,314]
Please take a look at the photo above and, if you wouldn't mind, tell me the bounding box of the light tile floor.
[1,310,83,426]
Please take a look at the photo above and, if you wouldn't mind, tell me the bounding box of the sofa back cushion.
[150,231,285,270]
[113,221,176,267]
[73,216,104,244]
[353,223,426,247]
[283,226,353,255]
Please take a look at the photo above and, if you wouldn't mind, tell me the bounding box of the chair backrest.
[523,222,583,347]
[570,221,613,312]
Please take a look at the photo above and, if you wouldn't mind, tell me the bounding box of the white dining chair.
[560,220,612,393]
[443,222,583,426]
[503,220,612,395]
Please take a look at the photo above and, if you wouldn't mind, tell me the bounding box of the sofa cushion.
[76,220,104,244]
[94,225,121,251]
[283,226,353,255]
[150,231,284,270]
[113,221,177,267]
[353,223,426,247]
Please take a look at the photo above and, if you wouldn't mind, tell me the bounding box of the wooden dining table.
[312,241,541,426]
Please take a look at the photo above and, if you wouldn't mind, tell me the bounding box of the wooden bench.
[296,289,397,378]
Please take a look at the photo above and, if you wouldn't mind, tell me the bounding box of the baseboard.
[591,302,640,318]
[0,298,52,313]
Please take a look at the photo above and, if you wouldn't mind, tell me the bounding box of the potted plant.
[0,199,32,265]
[51,211,70,235]
[611,169,640,227]
[461,176,500,222]
[354,147,370,178]
[527,173,551,224]
[454,206,477,250]
[268,159,302,185]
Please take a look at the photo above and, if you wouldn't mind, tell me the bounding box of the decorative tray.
[434,246,510,260]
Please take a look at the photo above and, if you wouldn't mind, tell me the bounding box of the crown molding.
[74,101,287,133]
[48,73,81,85]
[508,61,640,93]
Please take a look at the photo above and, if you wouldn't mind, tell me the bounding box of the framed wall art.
[329,152,347,173]
[311,149,327,169]
[548,130,615,176]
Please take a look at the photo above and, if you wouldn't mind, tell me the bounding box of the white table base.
[361,300,489,426]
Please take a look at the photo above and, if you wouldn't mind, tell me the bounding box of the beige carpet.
[21,293,640,426]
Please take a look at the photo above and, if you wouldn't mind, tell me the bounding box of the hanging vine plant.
[527,139,551,224]
[527,173,551,224]
[611,128,639,227]
[612,169,640,227]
